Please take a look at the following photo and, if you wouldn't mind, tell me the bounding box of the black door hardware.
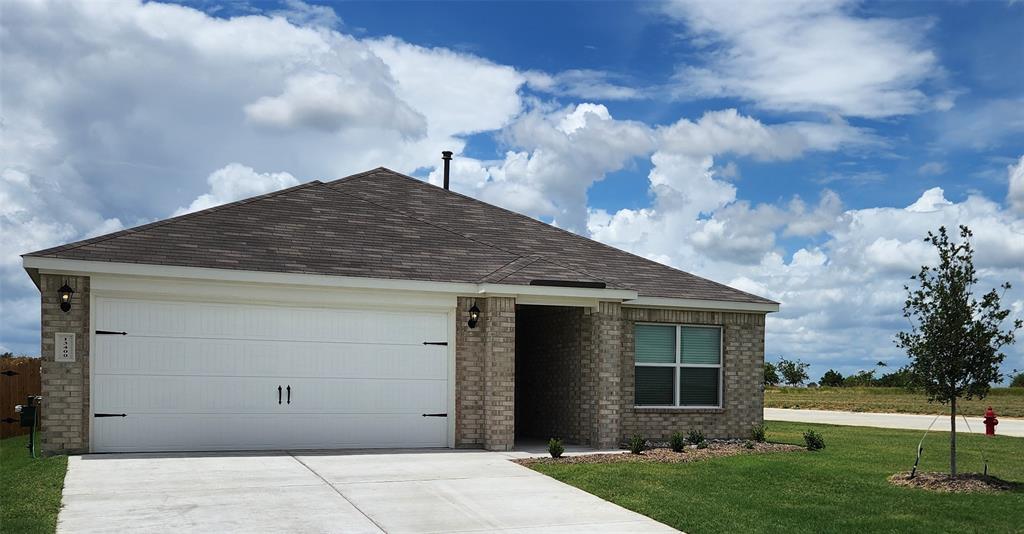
[278,386,282,405]
[1,370,18,376]
[1,418,16,424]
[94,413,127,418]
[96,330,127,335]
[287,385,291,404]
[422,341,448,346]
[422,413,448,417]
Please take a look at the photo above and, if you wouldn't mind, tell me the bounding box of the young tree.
[820,369,844,387]
[776,357,810,386]
[764,362,780,387]
[896,226,1021,476]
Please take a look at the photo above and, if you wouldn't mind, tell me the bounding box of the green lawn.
[531,422,1024,534]
[765,386,1024,417]
[1,434,67,534]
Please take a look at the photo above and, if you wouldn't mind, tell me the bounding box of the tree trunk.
[950,396,957,477]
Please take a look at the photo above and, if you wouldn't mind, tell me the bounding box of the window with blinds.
[634,324,721,407]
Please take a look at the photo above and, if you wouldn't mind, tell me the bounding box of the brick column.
[455,297,485,447]
[590,301,622,449]
[483,296,516,451]
[39,273,91,454]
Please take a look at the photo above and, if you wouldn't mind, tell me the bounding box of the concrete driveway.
[58,449,678,533]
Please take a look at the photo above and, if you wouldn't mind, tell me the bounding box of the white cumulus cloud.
[174,164,301,216]
[664,0,942,118]
[1008,155,1024,213]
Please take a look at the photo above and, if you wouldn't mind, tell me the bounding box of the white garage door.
[91,296,451,453]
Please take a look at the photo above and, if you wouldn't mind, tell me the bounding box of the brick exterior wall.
[619,308,765,441]
[456,301,764,450]
[455,297,486,447]
[515,305,584,443]
[589,302,625,448]
[454,296,517,451]
[39,273,91,454]
[483,297,516,451]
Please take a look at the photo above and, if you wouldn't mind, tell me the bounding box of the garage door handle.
[422,413,448,417]
[423,341,448,346]
[95,413,127,418]
[287,385,291,404]
[278,386,282,405]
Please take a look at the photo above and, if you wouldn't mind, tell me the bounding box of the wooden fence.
[1,357,43,439]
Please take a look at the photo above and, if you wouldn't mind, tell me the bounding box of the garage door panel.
[93,296,452,452]
[278,413,448,449]
[93,413,448,452]
[96,298,447,345]
[93,375,286,414]
[285,377,447,414]
[94,375,448,415]
[96,337,447,380]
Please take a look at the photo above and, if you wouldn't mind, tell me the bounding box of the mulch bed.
[888,471,1019,493]
[515,441,802,467]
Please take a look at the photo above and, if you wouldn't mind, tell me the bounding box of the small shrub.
[628,434,647,454]
[743,440,755,449]
[669,431,686,452]
[686,429,705,445]
[803,430,826,451]
[696,440,709,450]
[547,438,564,458]
[750,423,767,443]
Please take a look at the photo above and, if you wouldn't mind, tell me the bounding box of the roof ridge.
[478,255,542,284]
[490,256,601,285]
[325,168,618,285]
[325,167,392,185]
[24,180,324,258]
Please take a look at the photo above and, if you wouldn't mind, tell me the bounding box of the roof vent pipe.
[441,151,453,190]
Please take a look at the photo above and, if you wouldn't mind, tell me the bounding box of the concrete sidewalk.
[765,408,1024,437]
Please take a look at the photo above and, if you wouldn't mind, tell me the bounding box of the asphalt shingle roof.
[25,167,775,305]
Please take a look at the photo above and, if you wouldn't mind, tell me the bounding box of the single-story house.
[23,167,777,454]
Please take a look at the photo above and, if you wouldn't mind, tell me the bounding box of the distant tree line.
[765,358,1024,388]
[1,352,37,359]
[816,366,920,388]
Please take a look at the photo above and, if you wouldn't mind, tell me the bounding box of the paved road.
[58,449,678,533]
[765,408,1024,437]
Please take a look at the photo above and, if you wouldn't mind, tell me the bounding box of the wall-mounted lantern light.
[467,303,480,329]
[58,282,74,313]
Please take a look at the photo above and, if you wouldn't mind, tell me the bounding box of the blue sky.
[2,0,1023,383]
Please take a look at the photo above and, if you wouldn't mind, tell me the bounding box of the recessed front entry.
[91,296,451,452]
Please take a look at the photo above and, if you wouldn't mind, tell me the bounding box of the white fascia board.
[24,257,639,303]
[623,296,780,313]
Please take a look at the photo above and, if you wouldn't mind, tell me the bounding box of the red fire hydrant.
[984,406,998,436]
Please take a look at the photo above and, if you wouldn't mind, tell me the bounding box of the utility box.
[19,404,37,428]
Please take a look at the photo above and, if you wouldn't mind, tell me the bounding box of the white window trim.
[634,322,723,409]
